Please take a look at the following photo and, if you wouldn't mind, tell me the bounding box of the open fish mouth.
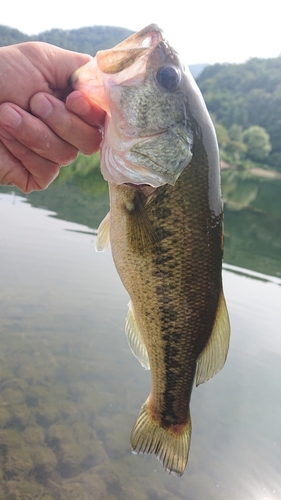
[95,24,164,75]
[70,24,164,97]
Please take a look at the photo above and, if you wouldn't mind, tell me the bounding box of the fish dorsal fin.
[95,212,110,252]
[125,301,150,370]
[196,290,230,386]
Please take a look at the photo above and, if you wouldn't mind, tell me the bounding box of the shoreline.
[221,160,281,180]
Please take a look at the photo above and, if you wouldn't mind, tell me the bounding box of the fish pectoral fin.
[196,290,230,386]
[95,211,110,252]
[130,400,191,477]
[125,301,150,370]
[126,192,158,254]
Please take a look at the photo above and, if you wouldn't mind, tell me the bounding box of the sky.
[2,0,280,65]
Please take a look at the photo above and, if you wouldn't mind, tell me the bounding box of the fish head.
[71,24,195,187]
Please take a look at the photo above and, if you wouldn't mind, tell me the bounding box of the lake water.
[0,170,280,500]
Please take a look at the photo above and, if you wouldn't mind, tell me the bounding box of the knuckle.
[79,130,102,156]
[61,147,78,166]
[26,164,60,192]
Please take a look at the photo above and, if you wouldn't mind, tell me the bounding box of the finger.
[0,140,60,193]
[66,90,105,127]
[0,102,78,164]
[17,43,93,92]
[30,93,103,155]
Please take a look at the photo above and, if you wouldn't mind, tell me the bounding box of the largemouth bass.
[71,24,230,476]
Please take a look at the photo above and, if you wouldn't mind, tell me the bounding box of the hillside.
[0,25,30,45]
[197,58,281,170]
[0,25,208,78]
[0,24,133,55]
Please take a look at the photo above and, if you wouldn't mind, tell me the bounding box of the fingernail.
[0,106,22,128]
[30,94,53,119]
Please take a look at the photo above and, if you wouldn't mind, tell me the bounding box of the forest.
[1,24,280,172]
[197,58,281,171]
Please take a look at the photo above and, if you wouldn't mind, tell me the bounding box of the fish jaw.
[70,25,194,188]
[70,24,163,114]
[71,58,110,114]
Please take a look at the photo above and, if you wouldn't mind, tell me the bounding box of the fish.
[71,24,230,476]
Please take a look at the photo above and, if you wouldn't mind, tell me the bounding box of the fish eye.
[156,65,181,92]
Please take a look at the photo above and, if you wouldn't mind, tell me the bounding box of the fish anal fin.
[125,301,150,370]
[130,400,191,477]
[196,290,230,386]
[95,212,110,252]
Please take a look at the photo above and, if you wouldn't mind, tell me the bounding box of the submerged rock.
[1,388,24,405]
[3,447,33,479]
[0,406,10,428]
[48,422,108,478]
[23,425,46,445]
[8,403,33,428]
[35,401,60,428]
[0,428,25,450]
[30,445,57,483]
[3,478,43,499]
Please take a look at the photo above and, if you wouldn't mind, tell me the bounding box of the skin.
[0,42,105,193]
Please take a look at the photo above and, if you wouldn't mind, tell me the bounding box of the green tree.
[214,122,229,149]
[228,124,243,142]
[197,57,281,169]
[242,126,272,162]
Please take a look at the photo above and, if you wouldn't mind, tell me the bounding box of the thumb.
[38,44,94,90]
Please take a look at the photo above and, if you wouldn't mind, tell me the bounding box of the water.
[0,171,280,500]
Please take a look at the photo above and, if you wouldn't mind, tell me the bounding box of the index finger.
[30,93,103,156]
[66,91,105,127]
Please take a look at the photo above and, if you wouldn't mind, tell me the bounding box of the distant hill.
[0,25,206,77]
[189,63,209,79]
[0,24,134,55]
[0,25,29,45]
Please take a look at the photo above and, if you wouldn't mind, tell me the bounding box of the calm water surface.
[0,173,280,499]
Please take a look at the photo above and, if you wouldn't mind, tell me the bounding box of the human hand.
[0,42,105,193]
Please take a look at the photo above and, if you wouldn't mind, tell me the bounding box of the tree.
[197,57,281,169]
[242,126,272,162]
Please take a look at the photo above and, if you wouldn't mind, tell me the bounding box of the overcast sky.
[2,0,280,64]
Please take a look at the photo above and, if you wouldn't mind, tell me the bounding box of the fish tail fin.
[130,401,191,476]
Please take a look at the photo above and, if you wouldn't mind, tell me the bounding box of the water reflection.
[3,164,281,278]
[221,170,281,277]
[0,172,281,499]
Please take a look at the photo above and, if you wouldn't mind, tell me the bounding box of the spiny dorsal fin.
[130,400,191,476]
[196,290,230,386]
[95,212,110,252]
[125,301,150,370]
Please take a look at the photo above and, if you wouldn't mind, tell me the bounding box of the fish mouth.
[96,24,164,74]
[70,24,164,92]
